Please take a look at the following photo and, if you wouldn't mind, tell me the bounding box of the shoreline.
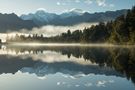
[1,42,135,48]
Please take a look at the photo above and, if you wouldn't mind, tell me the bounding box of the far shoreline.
[1,42,135,48]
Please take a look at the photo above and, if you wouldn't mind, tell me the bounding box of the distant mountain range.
[0,13,37,32]
[0,9,127,32]
[21,8,127,26]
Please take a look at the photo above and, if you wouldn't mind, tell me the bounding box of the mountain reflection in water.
[0,45,135,90]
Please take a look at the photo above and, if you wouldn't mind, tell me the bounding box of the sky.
[0,0,134,16]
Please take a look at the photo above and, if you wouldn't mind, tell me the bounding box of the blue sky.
[0,0,134,15]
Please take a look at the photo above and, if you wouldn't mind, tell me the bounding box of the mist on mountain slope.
[8,22,98,36]
[0,22,98,42]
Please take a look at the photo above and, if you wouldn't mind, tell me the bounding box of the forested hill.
[109,7,135,44]
[7,6,135,44]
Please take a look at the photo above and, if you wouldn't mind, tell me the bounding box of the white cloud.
[75,84,80,87]
[96,0,115,7]
[96,80,115,87]
[57,82,61,85]
[96,80,107,87]
[57,2,66,6]
[37,76,47,80]
[57,2,61,5]
[96,0,106,7]
[84,0,93,5]
[84,83,93,87]
[61,0,114,8]
[57,82,67,86]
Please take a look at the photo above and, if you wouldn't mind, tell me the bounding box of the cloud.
[68,0,114,8]
[96,80,107,87]
[96,0,106,7]
[57,0,114,8]
[1,49,95,65]
[75,84,80,87]
[96,0,115,7]
[57,82,61,85]
[84,83,93,87]
[57,82,67,86]
[37,76,47,80]
[57,2,61,5]
[96,80,115,87]
[84,0,93,5]
[67,0,93,5]
[57,2,66,6]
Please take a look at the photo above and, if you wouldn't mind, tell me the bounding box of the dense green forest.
[7,6,135,44]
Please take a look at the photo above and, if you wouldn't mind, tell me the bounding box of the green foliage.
[108,6,135,44]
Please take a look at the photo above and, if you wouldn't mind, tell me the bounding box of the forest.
[7,6,135,44]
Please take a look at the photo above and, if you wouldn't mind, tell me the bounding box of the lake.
[0,44,135,90]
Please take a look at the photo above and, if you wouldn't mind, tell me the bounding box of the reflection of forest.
[0,45,135,84]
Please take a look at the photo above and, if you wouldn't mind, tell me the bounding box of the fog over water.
[6,43,135,48]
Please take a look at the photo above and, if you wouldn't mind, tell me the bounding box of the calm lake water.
[0,45,135,90]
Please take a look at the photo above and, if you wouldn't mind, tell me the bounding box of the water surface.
[0,45,135,90]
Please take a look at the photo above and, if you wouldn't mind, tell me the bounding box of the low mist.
[9,22,98,36]
[0,22,98,42]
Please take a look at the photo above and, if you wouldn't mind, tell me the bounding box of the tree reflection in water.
[0,45,135,85]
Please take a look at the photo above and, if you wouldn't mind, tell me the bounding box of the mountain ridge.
[20,9,127,26]
[0,13,37,32]
[0,9,128,32]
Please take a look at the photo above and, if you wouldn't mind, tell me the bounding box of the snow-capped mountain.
[20,9,127,26]
[20,62,122,77]
[60,8,86,18]
[21,10,58,26]
[20,8,86,26]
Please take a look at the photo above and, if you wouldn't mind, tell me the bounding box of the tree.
[67,30,71,36]
[0,39,1,43]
